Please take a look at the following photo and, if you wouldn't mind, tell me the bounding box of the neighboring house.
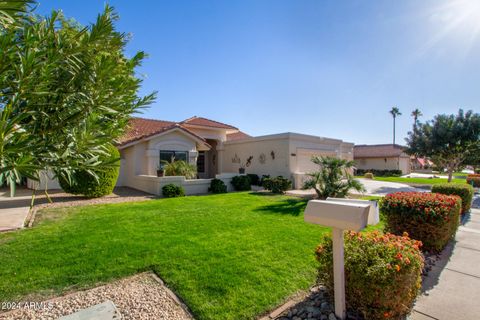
[353,144,411,174]
[411,156,434,171]
[28,116,354,194]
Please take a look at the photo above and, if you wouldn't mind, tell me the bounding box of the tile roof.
[180,116,238,130]
[226,131,252,141]
[117,117,239,147]
[354,144,408,158]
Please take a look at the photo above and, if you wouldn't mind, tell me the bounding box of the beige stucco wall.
[354,156,411,174]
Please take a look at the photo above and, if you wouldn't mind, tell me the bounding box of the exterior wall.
[26,171,61,190]
[223,137,291,177]
[128,173,236,196]
[354,156,411,174]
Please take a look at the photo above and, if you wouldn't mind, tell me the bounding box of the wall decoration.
[232,154,240,164]
[270,150,275,160]
[259,153,266,164]
[246,156,253,167]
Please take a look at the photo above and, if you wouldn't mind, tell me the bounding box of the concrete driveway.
[0,188,32,232]
[353,178,428,196]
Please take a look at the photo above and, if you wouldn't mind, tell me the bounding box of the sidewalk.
[0,188,32,232]
[410,207,480,320]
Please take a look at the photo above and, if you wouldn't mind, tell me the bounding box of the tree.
[464,145,480,173]
[411,108,423,133]
[303,156,365,199]
[389,107,402,145]
[0,3,155,196]
[406,109,480,182]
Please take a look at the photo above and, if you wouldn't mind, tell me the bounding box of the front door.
[197,151,207,179]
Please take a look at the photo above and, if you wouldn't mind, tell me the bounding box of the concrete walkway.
[0,188,32,232]
[410,206,480,320]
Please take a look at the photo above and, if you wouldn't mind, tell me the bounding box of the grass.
[357,176,467,186]
[0,192,334,320]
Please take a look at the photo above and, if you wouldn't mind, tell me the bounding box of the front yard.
[0,192,331,320]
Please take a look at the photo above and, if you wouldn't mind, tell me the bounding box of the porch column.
[146,149,159,176]
[217,142,224,174]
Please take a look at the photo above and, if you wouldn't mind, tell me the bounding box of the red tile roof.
[181,116,238,130]
[226,131,251,141]
[117,117,240,147]
[354,144,408,158]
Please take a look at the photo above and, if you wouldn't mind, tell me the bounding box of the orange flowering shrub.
[380,192,461,251]
[315,231,424,320]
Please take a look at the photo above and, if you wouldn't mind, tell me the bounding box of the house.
[411,156,434,172]
[28,116,354,194]
[115,116,354,193]
[353,144,411,174]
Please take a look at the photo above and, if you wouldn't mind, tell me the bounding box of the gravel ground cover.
[0,273,193,320]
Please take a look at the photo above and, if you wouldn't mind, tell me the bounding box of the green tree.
[0,3,155,196]
[411,108,423,133]
[406,109,480,182]
[389,107,402,145]
[303,156,365,199]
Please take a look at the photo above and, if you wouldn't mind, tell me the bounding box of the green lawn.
[358,176,467,186]
[0,192,334,320]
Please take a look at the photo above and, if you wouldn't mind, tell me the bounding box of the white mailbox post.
[304,200,371,320]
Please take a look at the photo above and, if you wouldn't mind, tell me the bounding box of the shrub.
[263,176,292,194]
[246,174,260,186]
[260,174,270,187]
[364,172,374,179]
[467,174,480,187]
[209,178,227,194]
[163,160,197,179]
[162,184,185,198]
[231,175,251,191]
[380,192,461,252]
[431,183,474,213]
[355,169,402,177]
[58,144,120,198]
[315,231,423,320]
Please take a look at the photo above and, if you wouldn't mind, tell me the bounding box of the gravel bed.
[0,273,193,320]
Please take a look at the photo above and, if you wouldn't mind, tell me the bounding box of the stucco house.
[28,116,354,194]
[353,144,411,174]
[114,116,354,194]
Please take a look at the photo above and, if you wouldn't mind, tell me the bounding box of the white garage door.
[296,149,337,173]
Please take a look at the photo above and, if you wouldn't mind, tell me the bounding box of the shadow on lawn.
[253,197,308,216]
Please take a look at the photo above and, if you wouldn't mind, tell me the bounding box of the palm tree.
[411,108,423,132]
[389,107,402,145]
[302,156,365,199]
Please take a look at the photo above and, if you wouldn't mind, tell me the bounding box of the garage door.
[296,149,337,173]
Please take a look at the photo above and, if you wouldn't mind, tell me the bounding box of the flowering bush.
[431,183,473,213]
[467,174,480,187]
[380,192,461,251]
[315,231,424,320]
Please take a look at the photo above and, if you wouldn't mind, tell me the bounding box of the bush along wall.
[231,175,251,191]
[262,176,292,194]
[380,192,461,252]
[208,178,227,194]
[431,183,474,214]
[315,231,424,320]
[58,144,120,198]
[162,184,185,198]
[355,169,402,177]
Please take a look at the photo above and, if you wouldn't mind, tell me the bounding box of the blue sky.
[36,1,480,144]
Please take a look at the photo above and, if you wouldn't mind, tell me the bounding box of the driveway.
[353,178,428,196]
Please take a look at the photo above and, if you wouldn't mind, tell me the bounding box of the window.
[197,151,205,173]
[160,150,188,164]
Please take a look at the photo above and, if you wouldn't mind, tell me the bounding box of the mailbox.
[304,200,370,231]
[326,197,380,225]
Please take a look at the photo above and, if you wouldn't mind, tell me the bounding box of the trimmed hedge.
[162,184,185,198]
[58,144,120,198]
[262,176,292,194]
[431,183,474,214]
[316,231,423,320]
[380,192,461,252]
[231,175,251,191]
[209,178,227,194]
[364,172,374,179]
[355,169,402,177]
[467,174,480,187]
[246,174,260,186]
